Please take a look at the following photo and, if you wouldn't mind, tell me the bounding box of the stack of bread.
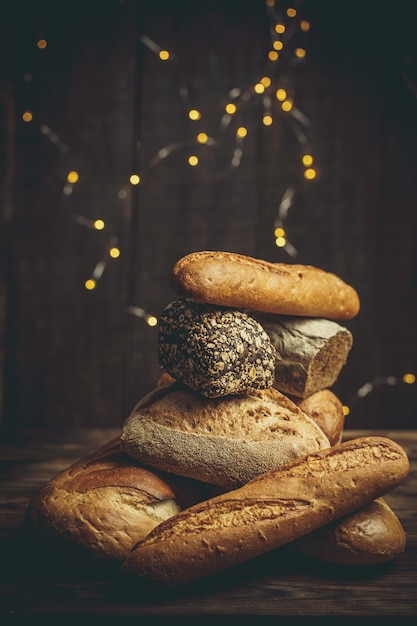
[26,251,410,585]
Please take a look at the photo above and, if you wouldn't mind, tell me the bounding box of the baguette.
[121,384,330,489]
[122,436,409,583]
[171,251,360,320]
[291,497,406,566]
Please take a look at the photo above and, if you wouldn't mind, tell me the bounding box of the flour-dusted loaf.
[255,315,353,398]
[294,389,345,446]
[158,299,276,398]
[171,251,360,320]
[121,383,330,489]
[122,436,409,583]
[292,498,406,565]
[25,438,205,563]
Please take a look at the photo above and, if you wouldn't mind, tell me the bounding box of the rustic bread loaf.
[171,251,360,320]
[255,315,353,398]
[294,389,345,446]
[292,498,406,565]
[158,299,276,398]
[25,437,205,563]
[121,383,330,489]
[122,436,409,583]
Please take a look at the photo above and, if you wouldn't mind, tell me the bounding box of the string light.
[22,111,33,122]
[129,174,141,185]
[37,38,47,49]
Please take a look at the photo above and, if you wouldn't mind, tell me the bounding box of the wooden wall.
[1,0,416,435]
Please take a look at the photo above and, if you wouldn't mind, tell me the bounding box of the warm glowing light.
[268,50,279,61]
[236,126,247,138]
[188,155,199,166]
[188,109,201,121]
[37,39,47,49]
[266,0,275,7]
[159,50,170,61]
[260,76,272,88]
[109,247,120,259]
[197,132,208,143]
[225,103,237,114]
[274,227,285,238]
[300,20,311,32]
[304,167,317,180]
[281,99,293,112]
[254,83,265,94]
[67,170,79,184]
[22,111,33,122]
[302,154,313,167]
[275,236,286,247]
[85,279,96,290]
[93,219,105,230]
[263,115,273,126]
[275,23,285,34]
[403,373,416,384]
[146,315,158,327]
[295,47,306,59]
[273,40,284,51]
[287,8,297,17]
[129,174,141,185]
[275,88,287,101]
[342,405,350,416]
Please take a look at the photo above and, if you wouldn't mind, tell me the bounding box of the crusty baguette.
[121,436,409,583]
[291,497,406,566]
[25,437,205,562]
[121,384,330,489]
[171,251,360,320]
[294,389,345,446]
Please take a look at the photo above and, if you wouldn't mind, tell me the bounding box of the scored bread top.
[121,384,330,488]
[171,251,360,320]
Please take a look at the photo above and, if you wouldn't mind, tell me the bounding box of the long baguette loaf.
[171,251,360,320]
[122,436,409,583]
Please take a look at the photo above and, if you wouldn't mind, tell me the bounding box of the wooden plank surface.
[0,428,416,622]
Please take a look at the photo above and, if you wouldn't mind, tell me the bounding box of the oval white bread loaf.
[171,251,360,320]
[121,436,409,583]
[294,389,345,446]
[120,383,331,489]
[291,497,406,566]
[25,437,205,562]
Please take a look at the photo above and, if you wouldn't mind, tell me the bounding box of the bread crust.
[171,251,360,320]
[295,389,345,446]
[26,438,205,562]
[292,498,406,565]
[121,384,330,489]
[122,436,409,583]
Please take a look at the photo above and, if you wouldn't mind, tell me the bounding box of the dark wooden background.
[1,0,416,436]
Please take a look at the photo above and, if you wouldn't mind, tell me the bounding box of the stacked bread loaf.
[26,251,409,584]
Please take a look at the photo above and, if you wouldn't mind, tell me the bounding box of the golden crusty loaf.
[26,437,205,562]
[294,389,345,446]
[171,251,360,320]
[122,436,409,583]
[120,383,330,489]
[292,497,406,565]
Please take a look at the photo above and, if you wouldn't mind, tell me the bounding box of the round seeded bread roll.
[121,383,330,489]
[158,298,276,398]
[294,389,345,446]
[25,438,205,563]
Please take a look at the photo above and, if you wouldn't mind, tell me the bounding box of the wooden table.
[1,429,416,624]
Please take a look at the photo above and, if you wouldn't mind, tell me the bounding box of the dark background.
[1,0,416,436]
